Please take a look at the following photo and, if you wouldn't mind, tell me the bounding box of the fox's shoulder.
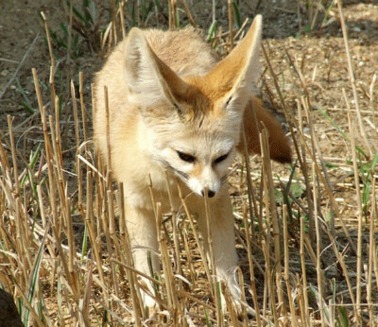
[147,28,217,58]
[146,28,220,75]
[101,27,219,78]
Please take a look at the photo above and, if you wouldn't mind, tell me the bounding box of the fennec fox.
[94,15,291,308]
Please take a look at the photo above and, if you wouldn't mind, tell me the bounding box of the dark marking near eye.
[177,151,196,163]
[213,153,229,165]
[159,159,189,180]
[198,116,204,128]
[173,103,183,116]
[225,96,233,107]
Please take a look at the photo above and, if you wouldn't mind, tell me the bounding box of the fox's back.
[143,28,218,76]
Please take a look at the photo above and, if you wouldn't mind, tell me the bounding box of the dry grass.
[0,0,377,326]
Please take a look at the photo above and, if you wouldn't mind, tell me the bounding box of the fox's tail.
[239,97,292,163]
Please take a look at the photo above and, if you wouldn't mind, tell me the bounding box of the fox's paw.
[220,268,255,316]
[138,277,158,309]
[223,271,242,311]
[141,290,157,308]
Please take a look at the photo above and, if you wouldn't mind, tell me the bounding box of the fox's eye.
[214,153,229,165]
[177,151,196,163]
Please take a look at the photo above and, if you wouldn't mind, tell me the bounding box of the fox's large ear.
[207,15,262,113]
[123,28,188,109]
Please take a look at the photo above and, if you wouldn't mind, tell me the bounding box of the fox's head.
[123,16,267,198]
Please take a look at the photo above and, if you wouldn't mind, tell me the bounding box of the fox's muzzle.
[201,189,216,198]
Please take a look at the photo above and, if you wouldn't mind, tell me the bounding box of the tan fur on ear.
[124,27,190,109]
[238,97,292,163]
[207,16,262,93]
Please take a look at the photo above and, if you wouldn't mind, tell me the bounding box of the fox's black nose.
[201,190,215,198]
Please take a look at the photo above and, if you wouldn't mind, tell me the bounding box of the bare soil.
[0,0,377,325]
[1,1,377,141]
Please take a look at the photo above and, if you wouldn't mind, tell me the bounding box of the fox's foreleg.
[191,190,242,310]
[124,203,159,307]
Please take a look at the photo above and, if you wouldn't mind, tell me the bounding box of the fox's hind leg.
[124,204,159,307]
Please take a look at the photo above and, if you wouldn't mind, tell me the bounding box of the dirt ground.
[0,0,377,325]
[0,0,377,140]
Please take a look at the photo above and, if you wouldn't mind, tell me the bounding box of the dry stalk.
[164,173,183,282]
[299,197,310,326]
[241,127,262,325]
[367,177,377,324]
[107,187,120,295]
[181,0,196,27]
[79,74,88,148]
[346,88,363,324]
[118,0,126,39]
[300,94,336,235]
[336,0,373,157]
[6,116,21,198]
[104,85,112,170]
[301,96,328,323]
[110,0,119,46]
[326,225,358,320]
[311,160,326,325]
[283,205,299,327]
[168,0,177,30]
[260,128,280,325]
[70,80,81,149]
[227,0,233,49]
[85,170,108,315]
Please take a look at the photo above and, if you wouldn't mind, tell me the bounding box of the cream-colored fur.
[93,15,291,309]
